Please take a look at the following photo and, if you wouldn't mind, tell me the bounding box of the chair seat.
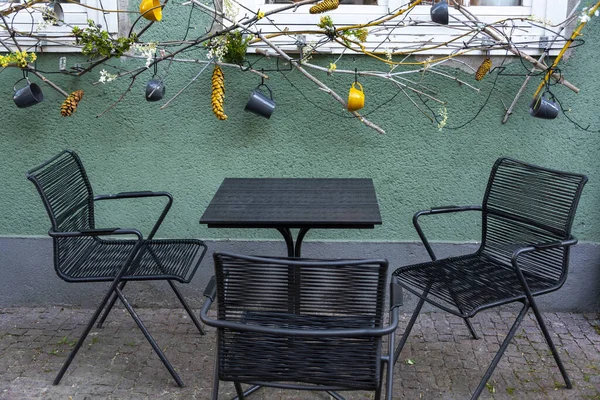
[393,252,560,318]
[219,311,382,390]
[59,238,205,283]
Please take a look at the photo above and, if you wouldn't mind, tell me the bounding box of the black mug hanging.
[530,94,559,120]
[13,73,44,108]
[245,83,275,119]
[145,57,165,102]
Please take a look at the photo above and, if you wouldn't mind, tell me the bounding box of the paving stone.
[0,307,598,399]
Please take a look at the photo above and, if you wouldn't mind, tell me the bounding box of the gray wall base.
[1,237,598,311]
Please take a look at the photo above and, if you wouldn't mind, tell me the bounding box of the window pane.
[263,0,523,5]
[461,0,522,4]
[0,0,81,3]
[422,0,522,4]
[266,0,377,4]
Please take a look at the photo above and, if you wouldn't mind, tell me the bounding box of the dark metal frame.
[200,252,403,400]
[392,157,588,399]
[276,227,310,257]
[26,150,208,387]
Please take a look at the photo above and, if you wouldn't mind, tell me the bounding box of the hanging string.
[153,52,158,77]
[182,1,196,41]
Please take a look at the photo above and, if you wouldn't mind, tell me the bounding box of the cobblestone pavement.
[0,307,599,399]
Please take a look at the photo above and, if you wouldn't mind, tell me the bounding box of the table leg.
[276,228,295,257]
[275,227,311,258]
[294,228,310,257]
[274,227,313,315]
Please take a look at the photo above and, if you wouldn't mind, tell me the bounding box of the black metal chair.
[26,150,208,387]
[200,252,403,400]
[392,157,588,399]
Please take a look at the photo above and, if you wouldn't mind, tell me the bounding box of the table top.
[200,178,382,229]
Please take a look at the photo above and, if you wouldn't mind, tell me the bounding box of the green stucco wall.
[1,3,599,244]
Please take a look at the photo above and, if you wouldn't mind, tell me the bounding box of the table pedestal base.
[276,227,310,257]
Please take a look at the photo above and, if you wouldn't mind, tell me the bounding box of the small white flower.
[36,17,53,32]
[132,42,158,68]
[437,106,448,131]
[98,69,117,84]
[206,36,227,63]
[300,41,317,63]
[223,0,239,23]
[384,48,392,61]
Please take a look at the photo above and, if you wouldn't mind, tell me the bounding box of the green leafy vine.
[72,20,137,59]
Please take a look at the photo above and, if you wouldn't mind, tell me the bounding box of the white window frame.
[234,0,570,55]
[0,0,119,52]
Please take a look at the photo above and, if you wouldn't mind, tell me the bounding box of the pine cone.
[60,90,84,117]
[309,0,339,14]
[211,65,227,120]
[475,58,492,81]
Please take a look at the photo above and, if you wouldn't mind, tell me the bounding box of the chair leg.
[211,346,220,400]
[471,303,529,400]
[325,391,345,400]
[233,385,262,399]
[146,246,206,335]
[385,329,396,400]
[463,317,479,340]
[393,295,426,364]
[375,379,382,400]
[446,277,478,340]
[115,287,184,387]
[97,281,127,328]
[529,299,572,388]
[54,277,123,385]
[375,356,384,400]
[234,382,245,399]
[168,280,206,335]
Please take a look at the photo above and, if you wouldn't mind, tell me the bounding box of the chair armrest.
[509,236,578,299]
[511,237,578,262]
[93,191,173,240]
[390,277,403,310]
[199,277,217,325]
[413,205,482,261]
[200,315,398,338]
[48,228,143,241]
[203,276,217,301]
[419,205,483,215]
[94,191,173,201]
[200,292,399,338]
[531,238,578,250]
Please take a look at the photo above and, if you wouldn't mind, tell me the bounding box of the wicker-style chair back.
[214,253,388,389]
[201,252,402,399]
[26,150,94,232]
[481,158,587,282]
[26,150,97,279]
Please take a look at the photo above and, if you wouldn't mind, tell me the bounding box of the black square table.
[200,178,382,257]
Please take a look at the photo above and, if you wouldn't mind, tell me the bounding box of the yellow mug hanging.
[139,0,162,21]
[347,82,365,112]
